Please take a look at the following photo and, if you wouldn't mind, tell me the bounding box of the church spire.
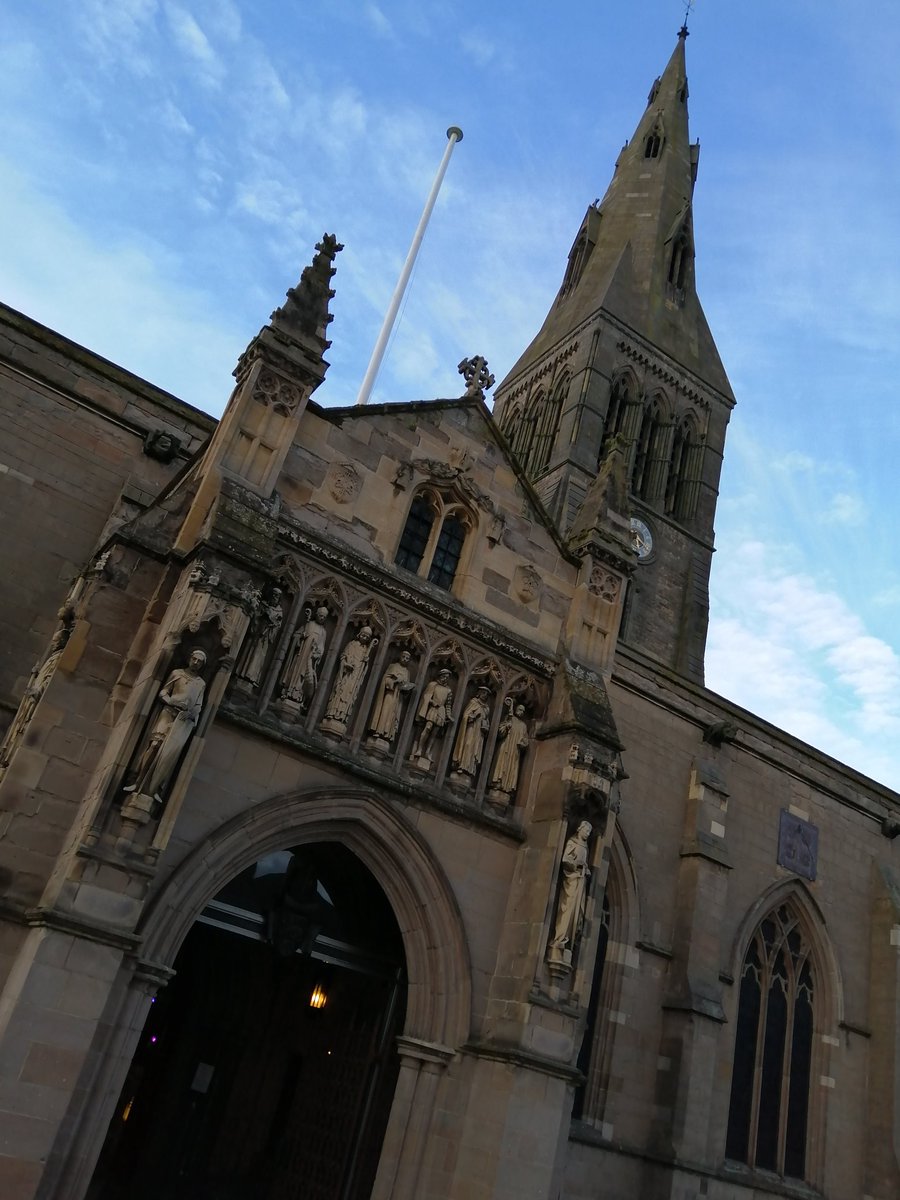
[498,32,729,399]
[492,35,736,684]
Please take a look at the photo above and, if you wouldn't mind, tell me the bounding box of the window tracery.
[664,412,702,521]
[725,902,816,1181]
[394,488,474,593]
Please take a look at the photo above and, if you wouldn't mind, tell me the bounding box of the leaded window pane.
[427,515,466,590]
[395,496,434,573]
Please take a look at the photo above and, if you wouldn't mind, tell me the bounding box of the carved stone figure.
[143,428,181,463]
[123,650,207,804]
[368,651,415,744]
[488,701,529,799]
[328,462,362,504]
[323,626,377,727]
[0,626,70,770]
[514,565,542,605]
[235,588,283,688]
[281,606,329,708]
[451,687,492,781]
[547,821,593,970]
[410,669,454,763]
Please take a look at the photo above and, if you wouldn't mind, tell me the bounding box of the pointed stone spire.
[496,33,731,397]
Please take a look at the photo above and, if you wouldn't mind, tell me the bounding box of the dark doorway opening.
[89,843,406,1200]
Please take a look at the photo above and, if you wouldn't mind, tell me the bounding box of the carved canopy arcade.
[221,522,554,817]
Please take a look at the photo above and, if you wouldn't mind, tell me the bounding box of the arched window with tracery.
[664,413,702,521]
[529,377,567,477]
[597,374,633,468]
[632,399,668,501]
[725,902,816,1181]
[644,129,662,158]
[512,392,541,470]
[394,489,474,594]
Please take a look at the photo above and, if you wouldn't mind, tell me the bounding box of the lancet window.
[394,489,473,593]
[572,889,611,1120]
[667,229,691,299]
[597,374,633,467]
[664,412,702,521]
[725,903,816,1181]
[632,399,667,501]
[644,129,662,158]
[528,377,567,476]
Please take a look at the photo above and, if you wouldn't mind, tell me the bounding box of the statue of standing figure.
[323,626,378,728]
[368,650,415,745]
[281,606,329,708]
[0,625,70,771]
[451,687,492,782]
[488,700,530,800]
[547,820,593,969]
[410,669,454,763]
[235,587,283,689]
[123,649,207,804]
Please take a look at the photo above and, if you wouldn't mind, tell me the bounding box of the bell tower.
[493,29,735,683]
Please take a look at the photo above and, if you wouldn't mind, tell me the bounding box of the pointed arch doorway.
[89,841,406,1200]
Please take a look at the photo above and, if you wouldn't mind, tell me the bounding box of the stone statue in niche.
[235,587,283,689]
[281,606,329,709]
[487,700,530,803]
[0,625,70,771]
[547,820,593,973]
[122,649,207,808]
[410,669,454,766]
[367,650,415,751]
[321,625,378,732]
[450,687,492,784]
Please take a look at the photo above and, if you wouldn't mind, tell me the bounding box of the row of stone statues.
[232,600,532,800]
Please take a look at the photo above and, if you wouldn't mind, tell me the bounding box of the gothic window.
[664,413,702,521]
[394,489,473,594]
[632,400,666,500]
[529,378,567,477]
[644,130,661,158]
[512,392,541,469]
[395,494,436,573]
[725,903,816,1181]
[597,375,632,467]
[427,513,467,590]
[572,890,611,1120]
[668,230,691,298]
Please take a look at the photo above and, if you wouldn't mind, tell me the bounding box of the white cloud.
[826,491,866,525]
[708,538,900,789]
[0,158,241,416]
[364,3,393,38]
[164,3,225,87]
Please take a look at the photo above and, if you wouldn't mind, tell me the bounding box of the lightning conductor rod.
[356,125,463,406]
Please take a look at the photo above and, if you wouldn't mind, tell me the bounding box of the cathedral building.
[2,29,900,1200]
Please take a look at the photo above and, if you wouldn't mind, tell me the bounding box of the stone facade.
[1,31,899,1200]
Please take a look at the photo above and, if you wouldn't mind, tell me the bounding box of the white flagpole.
[356,126,463,406]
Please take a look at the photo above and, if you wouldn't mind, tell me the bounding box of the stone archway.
[57,789,472,1200]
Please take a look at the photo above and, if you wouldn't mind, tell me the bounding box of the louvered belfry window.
[725,903,815,1180]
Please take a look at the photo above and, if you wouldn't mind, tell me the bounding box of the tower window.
[644,131,661,158]
[394,490,473,594]
[668,231,691,297]
[664,414,702,521]
[598,375,633,467]
[632,401,668,501]
[725,903,816,1181]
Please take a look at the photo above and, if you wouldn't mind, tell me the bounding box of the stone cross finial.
[458,355,495,400]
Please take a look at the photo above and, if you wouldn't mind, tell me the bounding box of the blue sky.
[4,0,900,788]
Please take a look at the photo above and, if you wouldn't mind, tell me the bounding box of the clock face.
[630,517,653,560]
